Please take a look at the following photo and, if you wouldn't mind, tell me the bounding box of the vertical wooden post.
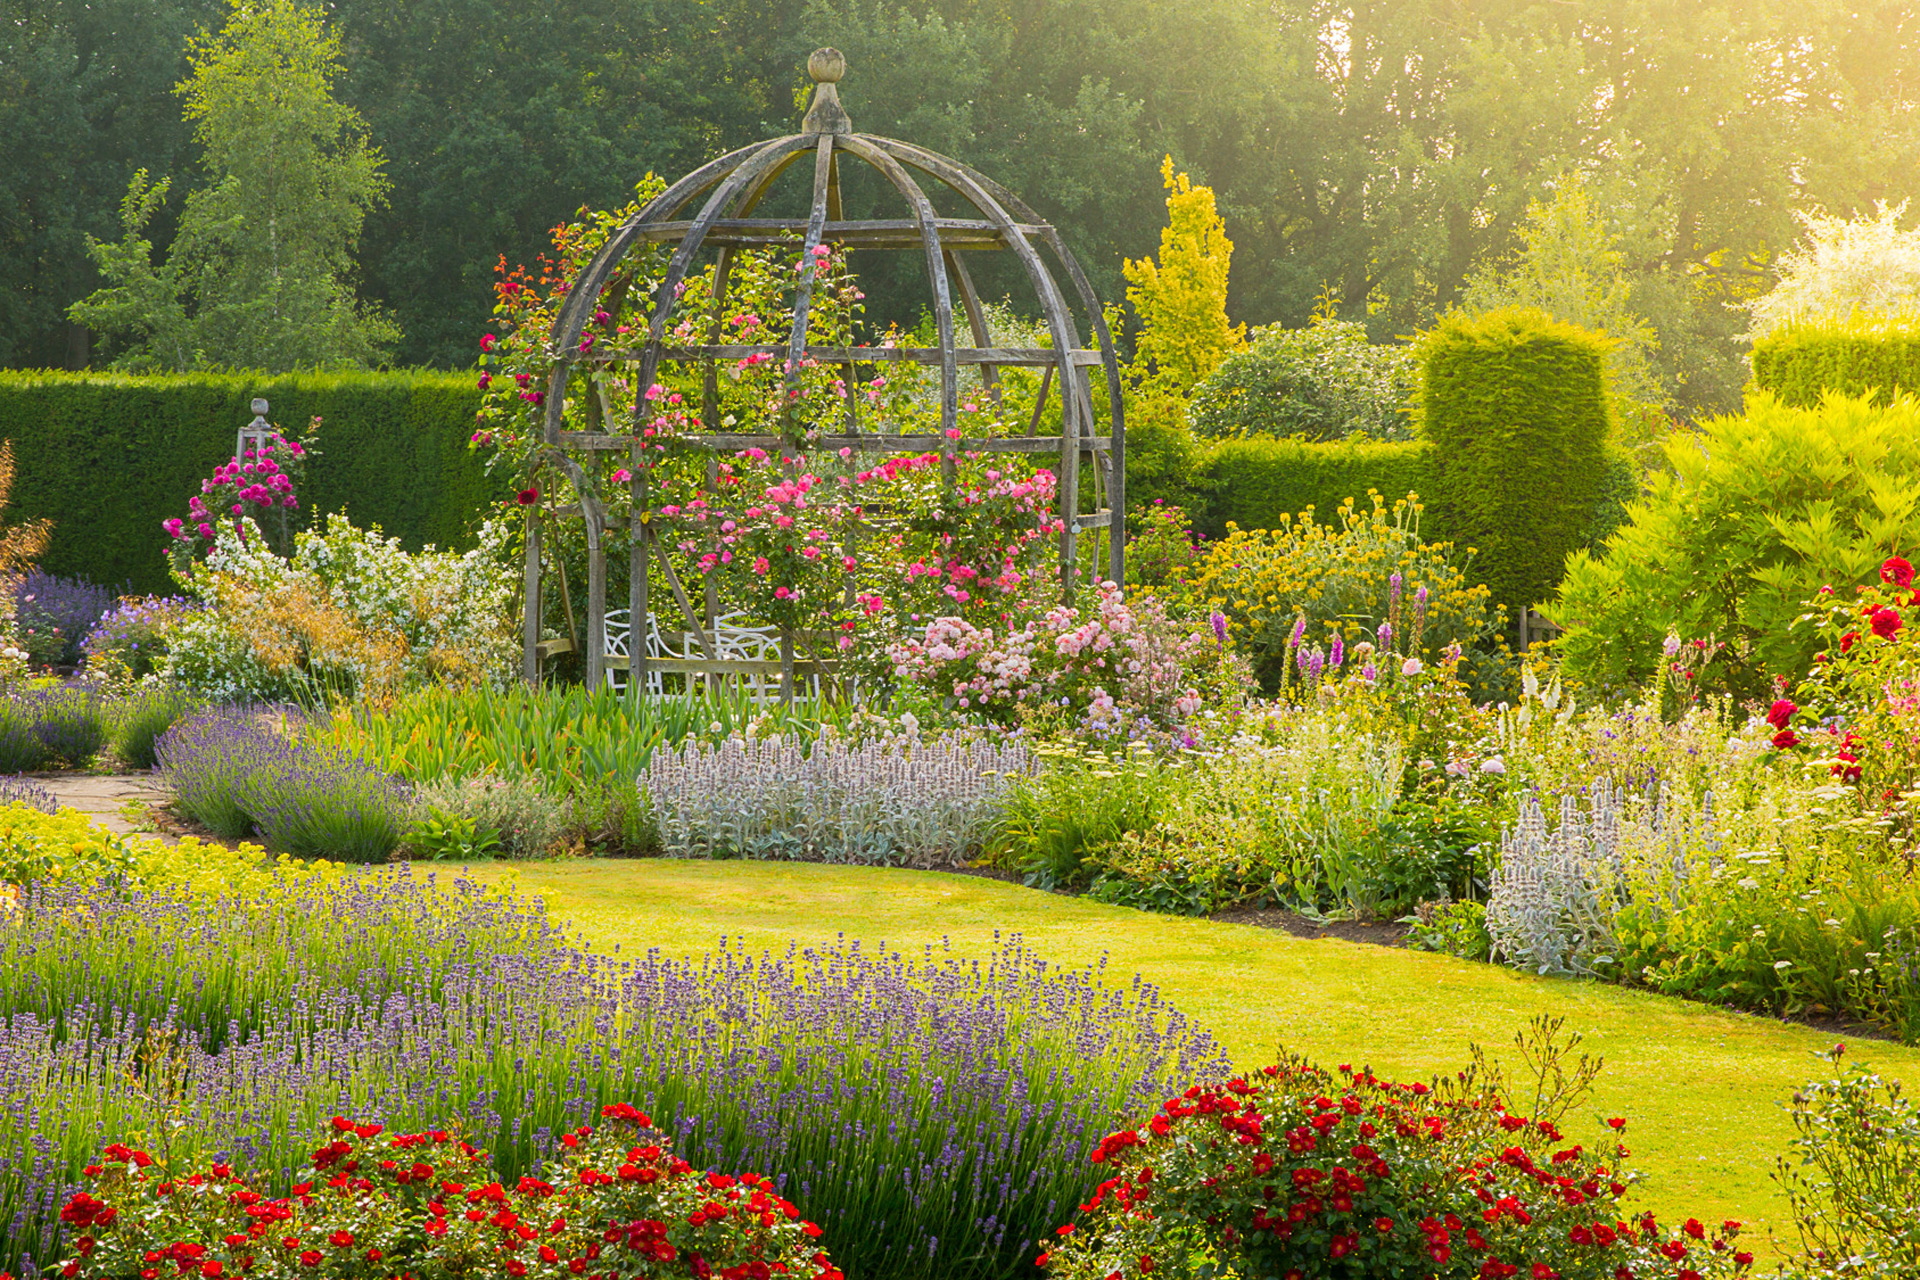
[521,509,542,685]
[630,463,649,701]
[1056,353,1080,603]
[779,629,795,706]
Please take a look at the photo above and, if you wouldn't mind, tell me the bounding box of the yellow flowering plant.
[1180,491,1507,694]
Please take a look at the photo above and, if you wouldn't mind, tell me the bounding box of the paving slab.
[35,772,173,839]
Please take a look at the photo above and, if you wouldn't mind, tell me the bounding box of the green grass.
[459,858,1920,1256]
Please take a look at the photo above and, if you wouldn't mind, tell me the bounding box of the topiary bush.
[1551,391,1920,697]
[1752,316,1920,408]
[1418,307,1614,621]
[1192,435,1432,540]
[1189,319,1418,441]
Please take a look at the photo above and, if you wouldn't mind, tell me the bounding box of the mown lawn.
[462,858,1913,1254]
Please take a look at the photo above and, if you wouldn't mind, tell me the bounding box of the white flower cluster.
[642,728,1032,867]
[161,514,519,701]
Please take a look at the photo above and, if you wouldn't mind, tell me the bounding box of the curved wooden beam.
[834,135,958,441]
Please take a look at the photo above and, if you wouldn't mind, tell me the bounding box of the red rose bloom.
[1872,606,1903,639]
[1882,556,1914,587]
[1766,698,1796,729]
[1772,728,1800,750]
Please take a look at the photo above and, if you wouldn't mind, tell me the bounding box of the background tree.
[4,0,1916,391]
[1458,175,1667,443]
[1746,203,1920,339]
[69,0,397,371]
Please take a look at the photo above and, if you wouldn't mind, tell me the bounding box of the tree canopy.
[3,0,1916,407]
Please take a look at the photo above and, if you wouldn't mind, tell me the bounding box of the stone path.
[38,772,173,839]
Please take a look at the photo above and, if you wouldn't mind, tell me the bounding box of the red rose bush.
[1038,1051,1749,1280]
[53,1105,840,1280]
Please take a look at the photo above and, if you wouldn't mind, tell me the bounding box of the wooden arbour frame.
[523,47,1126,691]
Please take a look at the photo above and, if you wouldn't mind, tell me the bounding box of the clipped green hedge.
[1751,318,1920,407]
[1417,307,1613,616]
[0,371,498,595]
[1192,435,1433,538]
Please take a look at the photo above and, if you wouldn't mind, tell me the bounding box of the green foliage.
[1408,898,1493,960]
[68,0,397,371]
[1419,307,1614,619]
[1552,391,1920,696]
[402,807,503,861]
[1752,317,1920,407]
[0,370,496,595]
[1120,390,1203,520]
[109,687,202,770]
[988,745,1172,888]
[1458,176,1668,423]
[1188,319,1418,442]
[1774,1048,1920,1279]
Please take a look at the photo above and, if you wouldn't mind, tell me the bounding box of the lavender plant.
[24,686,108,766]
[644,729,1033,866]
[108,686,202,769]
[0,774,55,814]
[12,569,116,667]
[236,741,409,863]
[0,870,1225,1280]
[155,708,268,838]
[0,696,44,772]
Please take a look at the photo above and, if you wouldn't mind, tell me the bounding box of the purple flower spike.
[1329,633,1344,668]
[1308,651,1324,683]
[1377,621,1393,648]
[1289,615,1307,650]
[1210,610,1228,645]
[1389,572,1403,602]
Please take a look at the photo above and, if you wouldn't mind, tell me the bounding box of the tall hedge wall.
[0,371,496,596]
[1417,308,1613,616]
[1751,319,1920,407]
[1192,436,1433,539]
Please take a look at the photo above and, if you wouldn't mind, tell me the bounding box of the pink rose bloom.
[753,557,770,575]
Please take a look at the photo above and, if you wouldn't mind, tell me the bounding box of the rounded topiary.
[1417,307,1613,622]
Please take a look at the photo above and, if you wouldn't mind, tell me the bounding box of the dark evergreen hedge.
[1192,436,1434,538]
[1417,308,1613,616]
[1751,319,1920,407]
[0,371,497,596]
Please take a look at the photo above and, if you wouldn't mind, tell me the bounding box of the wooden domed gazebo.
[523,48,1126,691]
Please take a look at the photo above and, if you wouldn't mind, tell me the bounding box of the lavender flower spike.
[1389,571,1403,603]
[1307,651,1325,684]
[1377,620,1393,649]
[1209,610,1228,645]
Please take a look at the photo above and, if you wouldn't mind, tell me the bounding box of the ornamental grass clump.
[644,729,1031,865]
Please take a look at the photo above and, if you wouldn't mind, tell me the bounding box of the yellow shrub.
[0,802,337,896]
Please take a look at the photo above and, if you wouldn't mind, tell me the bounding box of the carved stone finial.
[802,48,852,135]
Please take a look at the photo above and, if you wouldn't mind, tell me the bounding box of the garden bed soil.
[942,864,1411,947]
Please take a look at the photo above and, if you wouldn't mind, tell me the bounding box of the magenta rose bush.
[54,1105,841,1280]
[164,418,316,572]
